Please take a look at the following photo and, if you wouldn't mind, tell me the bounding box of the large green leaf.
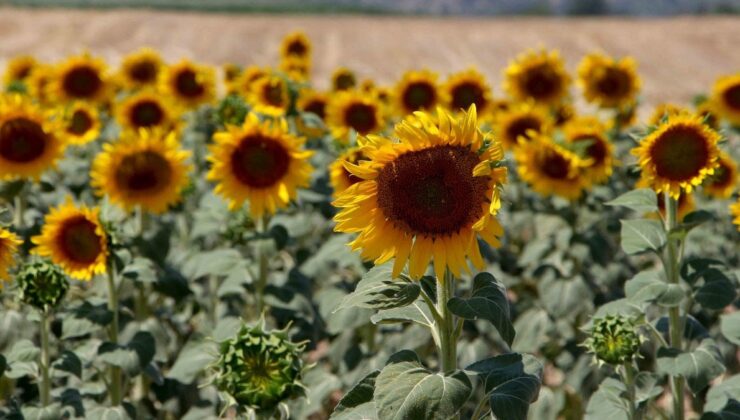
[62,300,113,340]
[656,339,726,393]
[624,271,684,308]
[466,353,543,420]
[5,339,39,379]
[335,264,420,311]
[331,370,380,419]
[606,189,658,213]
[98,331,156,376]
[694,268,737,311]
[619,219,666,254]
[371,303,434,328]
[539,275,594,319]
[704,375,740,413]
[374,350,472,420]
[52,350,82,379]
[700,399,740,420]
[448,272,515,346]
[584,377,629,420]
[167,339,218,384]
[720,312,740,345]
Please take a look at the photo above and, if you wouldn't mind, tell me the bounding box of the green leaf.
[701,399,740,420]
[466,353,543,420]
[585,377,629,420]
[86,406,129,420]
[121,257,157,284]
[62,301,113,339]
[606,189,658,213]
[656,339,726,393]
[98,331,156,376]
[694,269,737,311]
[539,275,594,319]
[5,339,39,379]
[52,350,82,379]
[334,264,420,311]
[331,402,378,420]
[371,303,434,328]
[212,317,242,342]
[624,272,684,307]
[167,339,217,384]
[671,210,714,240]
[720,313,740,345]
[182,249,250,281]
[448,272,515,346]
[22,404,63,420]
[593,298,646,319]
[619,219,666,254]
[704,375,740,413]
[331,370,380,418]
[374,350,472,420]
[0,354,5,377]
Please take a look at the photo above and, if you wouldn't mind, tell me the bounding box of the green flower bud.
[17,259,69,311]
[585,315,640,365]
[213,322,306,413]
[216,94,249,127]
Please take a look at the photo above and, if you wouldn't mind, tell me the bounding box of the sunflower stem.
[254,216,269,318]
[106,261,123,406]
[436,270,457,374]
[663,192,684,420]
[622,361,639,420]
[39,308,52,407]
[14,190,25,230]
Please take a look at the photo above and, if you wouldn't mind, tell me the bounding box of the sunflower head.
[27,65,53,105]
[296,89,328,138]
[514,133,591,201]
[711,73,740,126]
[333,105,507,280]
[585,316,640,365]
[0,228,21,287]
[119,48,164,90]
[326,90,385,142]
[563,117,614,183]
[632,113,721,199]
[16,259,70,311]
[395,70,440,115]
[228,66,269,97]
[330,147,367,198]
[207,113,313,218]
[331,67,357,92]
[493,101,552,149]
[702,152,737,199]
[504,49,571,106]
[216,94,250,127]
[443,68,492,114]
[61,101,101,146]
[91,129,192,214]
[115,90,180,133]
[249,76,290,117]
[3,56,38,87]
[49,53,110,104]
[731,199,740,232]
[212,322,306,414]
[280,31,312,62]
[223,63,242,84]
[578,53,640,109]
[160,60,216,108]
[0,94,65,181]
[278,56,311,82]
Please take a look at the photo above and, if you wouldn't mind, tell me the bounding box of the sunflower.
[731,199,740,231]
[514,134,591,200]
[115,90,180,133]
[492,101,552,149]
[331,67,357,92]
[159,60,216,108]
[577,53,640,109]
[0,228,21,287]
[702,152,737,199]
[695,99,720,130]
[90,129,191,214]
[553,102,576,126]
[27,65,53,105]
[333,106,507,280]
[32,201,108,280]
[326,90,385,141]
[61,102,101,146]
[504,49,571,106]
[223,63,242,84]
[394,70,440,115]
[279,56,311,82]
[48,53,110,104]
[228,65,270,97]
[647,103,688,126]
[249,76,290,117]
[711,73,740,126]
[563,117,614,183]
[0,94,65,180]
[119,48,164,90]
[280,31,312,62]
[207,113,313,218]
[3,55,38,87]
[330,147,367,198]
[443,68,492,114]
[632,113,721,199]
[296,89,329,137]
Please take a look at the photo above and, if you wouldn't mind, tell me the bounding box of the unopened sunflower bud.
[585,315,640,365]
[17,259,69,311]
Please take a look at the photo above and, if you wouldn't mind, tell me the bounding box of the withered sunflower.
[61,101,101,146]
[326,90,385,142]
[119,48,164,90]
[492,101,552,149]
[443,68,492,114]
[159,60,216,108]
[0,228,21,287]
[394,70,440,115]
[333,106,507,280]
[504,49,571,106]
[577,53,640,109]
[702,152,737,199]
[48,53,111,104]
[711,73,740,126]
[115,90,181,133]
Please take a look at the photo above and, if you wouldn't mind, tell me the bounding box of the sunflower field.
[0,28,738,420]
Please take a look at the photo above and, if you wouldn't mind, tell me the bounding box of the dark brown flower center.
[334,73,356,91]
[68,110,94,136]
[287,40,308,57]
[303,99,326,120]
[115,151,173,193]
[451,82,486,111]
[14,64,33,81]
[506,116,541,143]
[595,67,631,99]
[402,82,436,112]
[0,117,47,163]
[344,103,377,134]
[262,82,285,107]
[572,134,607,165]
[129,60,158,84]
[650,125,711,182]
[62,66,103,99]
[376,145,488,235]
[522,64,561,101]
[130,100,165,128]
[174,69,205,98]
[723,84,740,111]
[540,150,571,180]
[230,135,290,188]
[58,215,103,264]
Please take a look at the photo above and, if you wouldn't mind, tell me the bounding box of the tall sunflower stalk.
[105,258,123,406]
[663,193,684,420]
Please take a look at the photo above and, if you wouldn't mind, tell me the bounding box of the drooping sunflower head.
[119,48,164,90]
[16,259,70,311]
[60,101,101,146]
[330,147,367,198]
[248,75,290,117]
[228,65,269,97]
[563,117,614,183]
[504,48,571,106]
[493,101,553,149]
[577,53,640,109]
[0,228,21,287]
[394,70,440,115]
[115,90,181,133]
[280,31,312,62]
[514,133,591,200]
[702,152,737,199]
[3,55,38,87]
[160,60,216,108]
[443,68,492,114]
[0,94,65,181]
[207,113,313,218]
[333,105,508,280]
[49,53,110,104]
[331,67,357,92]
[731,199,740,232]
[585,316,640,366]
[91,129,192,214]
[711,73,740,126]
[326,89,385,142]
[647,103,688,126]
[32,200,108,281]
[632,113,721,199]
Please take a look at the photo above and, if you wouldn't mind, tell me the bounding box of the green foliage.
[447,272,515,346]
